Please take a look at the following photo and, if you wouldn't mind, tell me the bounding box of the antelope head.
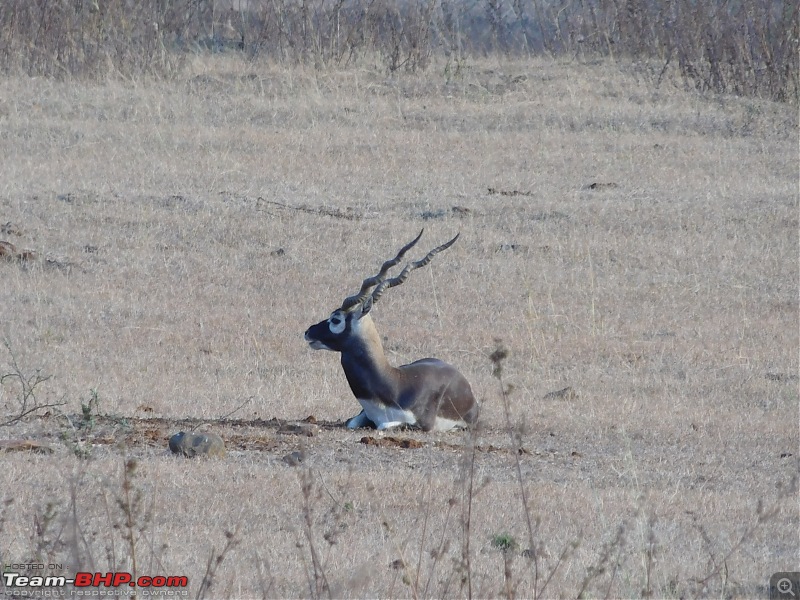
[304,230,478,432]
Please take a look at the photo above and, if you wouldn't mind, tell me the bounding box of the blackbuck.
[304,230,479,432]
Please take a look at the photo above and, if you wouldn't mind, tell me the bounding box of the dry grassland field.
[0,56,798,598]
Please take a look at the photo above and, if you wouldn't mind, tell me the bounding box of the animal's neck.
[340,315,397,398]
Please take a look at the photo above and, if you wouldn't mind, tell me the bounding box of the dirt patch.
[360,435,425,449]
[0,439,54,454]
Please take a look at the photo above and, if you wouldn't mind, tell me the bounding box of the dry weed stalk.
[576,522,628,598]
[0,339,64,426]
[461,430,477,599]
[421,494,457,597]
[196,529,240,600]
[490,340,578,599]
[689,474,798,595]
[118,459,141,583]
[299,468,332,600]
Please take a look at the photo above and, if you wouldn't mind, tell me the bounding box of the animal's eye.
[328,313,346,334]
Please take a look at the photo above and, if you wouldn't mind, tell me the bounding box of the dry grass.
[0,56,797,598]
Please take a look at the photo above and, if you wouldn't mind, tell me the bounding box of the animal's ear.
[360,296,374,315]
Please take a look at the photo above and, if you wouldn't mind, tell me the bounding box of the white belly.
[355,399,417,431]
[431,416,467,432]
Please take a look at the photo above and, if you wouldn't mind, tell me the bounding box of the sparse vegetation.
[491,532,518,553]
[0,461,166,592]
[197,529,240,600]
[80,388,100,430]
[0,0,796,102]
[0,340,64,426]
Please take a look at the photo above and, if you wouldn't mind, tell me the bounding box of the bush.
[0,0,796,103]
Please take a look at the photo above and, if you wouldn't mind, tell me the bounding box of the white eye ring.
[328,313,346,334]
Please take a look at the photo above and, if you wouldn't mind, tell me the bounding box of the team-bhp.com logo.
[3,569,188,597]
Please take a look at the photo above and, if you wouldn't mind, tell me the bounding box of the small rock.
[1,222,23,236]
[282,450,305,466]
[585,182,619,191]
[168,431,226,458]
[278,422,319,437]
[543,386,578,401]
[487,187,533,197]
[0,240,18,257]
[498,243,528,253]
[0,241,37,261]
[420,209,446,220]
[765,372,799,382]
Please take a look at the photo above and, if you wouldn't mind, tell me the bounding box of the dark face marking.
[305,310,356,352]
